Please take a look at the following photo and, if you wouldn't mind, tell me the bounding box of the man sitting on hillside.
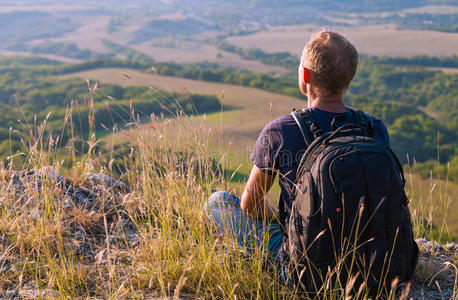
[206,30,391,286]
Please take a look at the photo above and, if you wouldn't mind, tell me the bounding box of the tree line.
[0,61,221,161]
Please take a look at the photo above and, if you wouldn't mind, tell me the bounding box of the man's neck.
[308,96,347,113]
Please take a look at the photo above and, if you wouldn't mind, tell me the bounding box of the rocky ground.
[0,167,456,299]
[0,167,138,298]
[1,167,137,258]
[409,239,457,299]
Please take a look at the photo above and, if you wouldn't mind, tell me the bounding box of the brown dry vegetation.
[37,16,115,54]
[12,9,288,74]
[131,42,289,74]
[406,171,458,242]
[227,24,458,57]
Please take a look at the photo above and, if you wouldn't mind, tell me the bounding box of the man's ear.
[303,67,310,83]
[298,65,309,97]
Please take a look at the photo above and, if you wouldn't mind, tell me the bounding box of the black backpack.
[283,108,419,298]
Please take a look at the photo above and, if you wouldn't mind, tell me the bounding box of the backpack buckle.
[402,197,410,210]
[309,122,322,139]
[357,110,374,133]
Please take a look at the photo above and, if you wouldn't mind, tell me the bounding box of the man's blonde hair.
[301,30,358,97]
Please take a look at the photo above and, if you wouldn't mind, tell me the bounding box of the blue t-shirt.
[250,107,390,210]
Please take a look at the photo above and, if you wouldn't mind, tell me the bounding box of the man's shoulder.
[262,113,297,132]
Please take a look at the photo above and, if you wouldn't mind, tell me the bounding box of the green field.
[58,68,306,149]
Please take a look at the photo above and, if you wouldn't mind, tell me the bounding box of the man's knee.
[208,190,228,204]
[207,191,239,207]
[205,191,240,219]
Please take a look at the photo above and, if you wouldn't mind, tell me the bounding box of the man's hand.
[241,166,278,222]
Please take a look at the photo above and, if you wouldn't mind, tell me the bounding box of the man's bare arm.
[241,166,278,222]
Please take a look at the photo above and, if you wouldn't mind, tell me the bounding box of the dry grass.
[227,24,458,57]
[406,169,458,242]
[0,70,456,298]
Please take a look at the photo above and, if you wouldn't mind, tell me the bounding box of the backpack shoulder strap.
[349,108,374,135]
[291,110,312,146]
[290,109,321,146]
